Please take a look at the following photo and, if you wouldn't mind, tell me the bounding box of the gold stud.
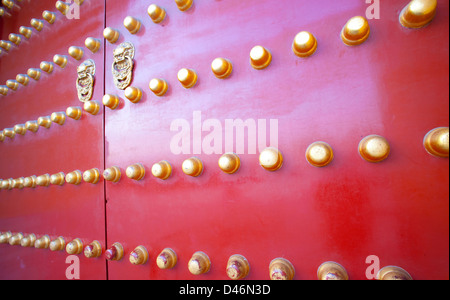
[65,170,82,185]
[151,160,172,180]
[53,54,68,68]
[83,100,101,115]
[66,238,83,255]
[305,142,334,167]
[250,45,272,70]
[27,68,41,81]
[218,153,241,174]
[148,4,166,23]
[129,245,149,265]
[50,172,65,185]
[103,166,121,183]
[12,178,24,189]
[124,86,142,103]
[23,176,37,188]
[30,19,44,31]
[16,74,30,86]
[377,266,413,280]
[34,235,50,249]
[103,27,120,44]
[0,40,12,51]
[66,106,82,120]
[42,10,56,24]
[56,1,69,15]
[188,251,211,275]
[49,237,66,251]
[8,33,21,46]
[157,248,178,269]
[175,0,193,12]
[358,135,390,163]
[36,174,51,186]
[8,233,23,246]
[25,120,39,133]
[178,68,198,89]
[21,234,36,247]
[126,163,145,181]
[341,16,370,46]
[40,61,54,73]
[124,16,141,34]
[1,179,13,190]
[227,254,250,280]
[0,232,12,243]
[400,0,437,29]
[13,124,26,135]
[3,128,16,139]
[2,0,14,10]
[423,127,449,158]
[102,94,120,110]
[211,58,233,79]
[182,157,203,177]
[259,147,283,171]
[6,80,18,91]
[317,262,349,280]
[269,258,295,280]
[292,31,318,57]
[149,78,168,96]
[0,86,8,96]
[19,26,32,39]
[37,116,52,128]
[84,240,102,258]
[68,46,84,60]
[105,242,124,261]
[85,37,101,53]
[50,112,66,125]
[83,168,100,184]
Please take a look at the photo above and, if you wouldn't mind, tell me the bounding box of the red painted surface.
[1,0,449,280]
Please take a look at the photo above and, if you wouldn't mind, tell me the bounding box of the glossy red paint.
[1,0,449,280]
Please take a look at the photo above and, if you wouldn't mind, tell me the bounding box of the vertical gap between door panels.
[103,0,109,280]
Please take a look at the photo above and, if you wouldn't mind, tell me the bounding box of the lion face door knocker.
[112,42,135,90]
[76,59,96,102]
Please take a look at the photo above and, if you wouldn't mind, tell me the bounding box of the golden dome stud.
[16,74,30,86]
[103,27,120,44]
[259,147,283,171]
[129,245,149,265]
[42,10,56,24]
[124,16,141,34]
[68,46,84,60]
[84,240,102,258]
[8,33,21,46]
[269,258,295,280]
[423,127,449,158]
[49,237,66,251]
[175,0,194,12]
[102,94,120,110]
[151,160,172,180]
[36,174,51,186]
[50,112,66,125]
[85,37,101,53]
[250,45,272,70]
[83,100,101,115]
[126,163,145,181]
[40,61,54,74]
[37,116,52,128]
[218,153,241,174]
[292,31,318,57]
[317,262,349,280]
[148,4,166,23]
[66,106,82,120]
[83,168,100,184]
[27,68,41,81]
[50,172,65,185]
[53,54,68,68]
[400,0,437,29]
[358,135,390,163]
[25,121,39,133]
[13,124,26,135]
[341,16,370,46]
[188,251,211,275]
[305,142,334,167]
[30,19,44,31]
[182,157,203,177]
[23,176,37,188]
[211,58,233,79]
[6,80,18,91]
[156,248,178,269]
[226,254,250,280]
[34,235,50,249]
[124,86,143,103]
[149,78,168,96]
[19,26,32,39]
[377,266,413,280]
[178,68,198,89]
[66,238,83,255]
[103,166,121,183]
[65,170,82,185]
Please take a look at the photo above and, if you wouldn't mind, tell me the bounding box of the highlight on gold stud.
[50,112,66,125]
[423,127,449,158]
[56,1,69,15]
[124,86,142,103]
[400,0,437,29]
[148,4,166,23]
[30,19,44,31]
[259,147,283,171]
[68,46,84,60]
[23,175,37,188]
[269,258,295,280]
[250,45,272,70]
[182,157,203,177]
[83,100,101,115]
[305,141,334,167]
[66,106,82,120]
[66,238,83,255]
[188,251,211,275]
[25,121,39,133]
[151,160,172,180]
[157,248,178,269]
[8,33,21,46]
[218,153,241,174]
[36,174,51,187]
[123,16,141,34]
[42,10,56,24]
[37,116,52,128]
[227,254,250,280]
[105,242,124,261]
[50,172,65,185]
[49,237,66,251]
[178,68,198,89]
[149,78,168,96]
[21,234,36,247]
[16,74,30,86]
[129,245,149,265]
[102,94,120,110]
[175,0,194,12]
[85,37,101,53]
[292,31,318,57]
[341,16,370,46]
[211,57,233,79]
[19,26,32,39]
[8,233,23,246]
[40,61,54,74]
[3,128,15,139]
[103,166,121,183]
[27,68,41,81]
[317,261,349,280]
[84,240,102,258]
[83,168,100,184]
[6,80,18,91]
[13,124,26,135]
[34,235,50,249]
[376,266,413,280]
[65,170,82,185]
[53,54,68,68]
[358,134,390,163]
[103,27,120,44]
[126,163,145,181]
